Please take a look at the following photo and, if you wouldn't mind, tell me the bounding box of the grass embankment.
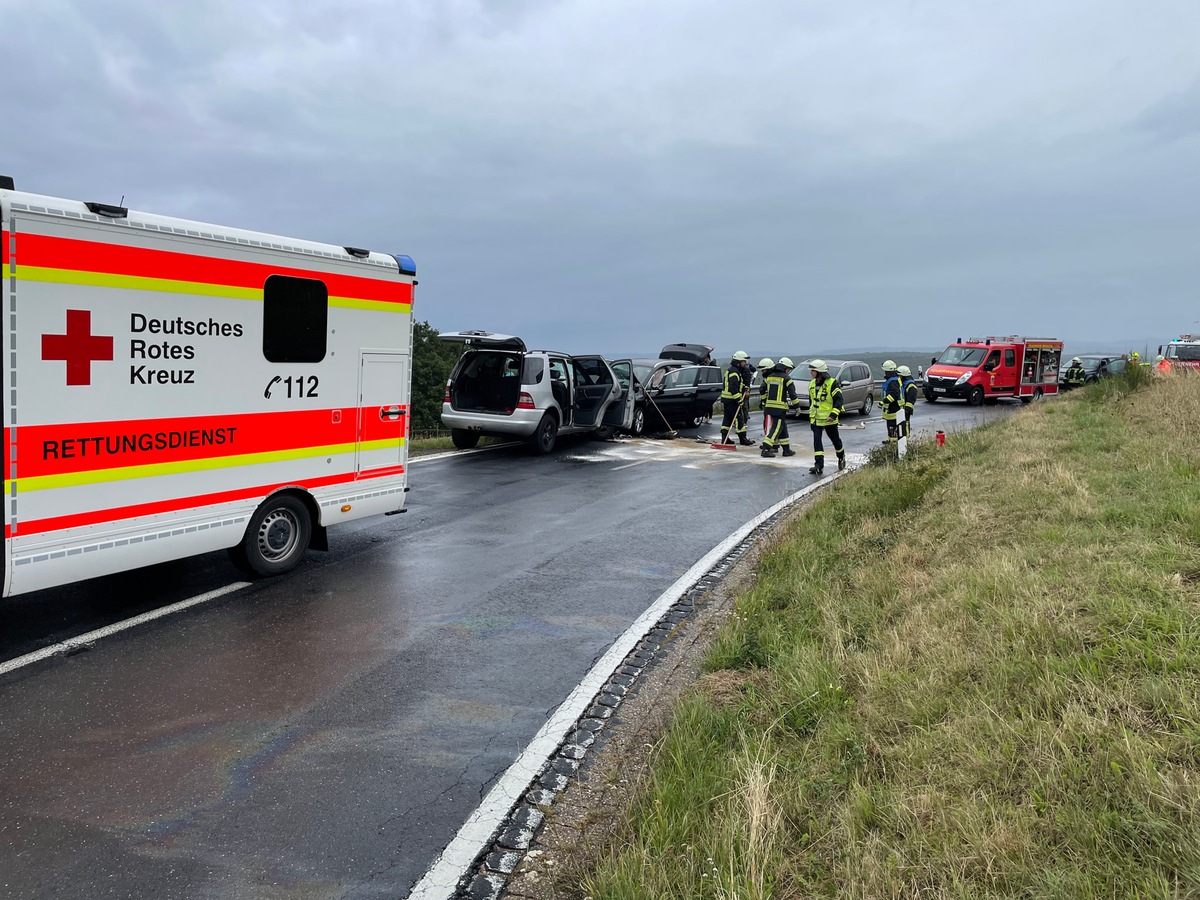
[408,433,506,456]
[581,370,1200,899]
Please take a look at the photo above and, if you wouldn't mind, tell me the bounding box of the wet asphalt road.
[0,400,1015,899]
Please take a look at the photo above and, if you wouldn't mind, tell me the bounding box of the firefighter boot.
[808,465,823,475]
[739,435,756,446]
[760,445,777,458]
[719,428,730,445]
[837,454,846,471]
[781,447,796,457]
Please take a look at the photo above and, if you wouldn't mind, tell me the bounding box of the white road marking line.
[0,582,251,677]
[404,466,859,899]
[611,459,652,470]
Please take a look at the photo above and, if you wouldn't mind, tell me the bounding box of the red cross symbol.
[42,309,114,386]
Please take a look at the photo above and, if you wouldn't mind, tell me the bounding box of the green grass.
[407,432,509,456]
[577,367,1200,899]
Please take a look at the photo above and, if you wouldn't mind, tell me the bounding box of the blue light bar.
[393,254,416,276]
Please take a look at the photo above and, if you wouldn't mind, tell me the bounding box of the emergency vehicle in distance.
[924,336,1063,405]
[0,177,415,597]
[1160,334,1200,371]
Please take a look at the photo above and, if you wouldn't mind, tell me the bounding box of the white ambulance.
[1,177,415,596]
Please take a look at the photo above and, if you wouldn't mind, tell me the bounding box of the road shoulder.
[504,509,797,899]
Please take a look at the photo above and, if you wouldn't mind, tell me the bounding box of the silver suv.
[440,331,633,454]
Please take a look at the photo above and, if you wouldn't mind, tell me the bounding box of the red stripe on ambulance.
[17,233,412,306]
[17,407,406,479]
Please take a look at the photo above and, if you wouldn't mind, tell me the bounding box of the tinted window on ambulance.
[263,275,328,363]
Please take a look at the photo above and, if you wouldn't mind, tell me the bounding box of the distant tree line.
[410,321,462,433]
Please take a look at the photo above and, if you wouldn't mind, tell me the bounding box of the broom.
[642,387,678,439]
[710,394,746,450]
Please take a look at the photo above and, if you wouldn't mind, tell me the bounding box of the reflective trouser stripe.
[812,423,845,458]
[763,415,789,446]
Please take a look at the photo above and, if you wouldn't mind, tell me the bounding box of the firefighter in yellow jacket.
[719,351,755,446]
[1063,357,1087,389]
[898,365,918,439]
[807,359,846,474]
[880,359,903,452]
[759,357,800,458]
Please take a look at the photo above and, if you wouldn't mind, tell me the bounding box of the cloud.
[2,0,1197,353]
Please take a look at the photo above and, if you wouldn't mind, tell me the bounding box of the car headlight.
[954,372,972,385]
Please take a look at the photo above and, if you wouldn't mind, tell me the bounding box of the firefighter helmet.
[883,359,897,372]
[757,358,774,369]
[779,357,795,369]
[1071,357,1081,365]
[808,359,828,373]
[898,365,911,377]
[732,350,749,361]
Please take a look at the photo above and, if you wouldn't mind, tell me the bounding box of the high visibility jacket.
[761,369,797,411]
[881,374,903,421]
[1155,359,1172,374]
[721,364,748,400]
[808,375,843,426]
[1064,365,1086,387]
[903,378,917,413]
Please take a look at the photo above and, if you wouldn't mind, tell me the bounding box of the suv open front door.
[570,356,619,428]
[603,359,636,433]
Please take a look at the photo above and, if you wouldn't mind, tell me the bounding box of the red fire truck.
[924,336,1063,405]
[1160,334,1200,371]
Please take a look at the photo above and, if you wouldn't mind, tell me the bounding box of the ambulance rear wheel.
[968,386,984,406]
[451,428,480,450]
[229,494,312,578]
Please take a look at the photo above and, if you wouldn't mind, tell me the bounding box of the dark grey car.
[1059,354,1126,386]
[609,359,722,434]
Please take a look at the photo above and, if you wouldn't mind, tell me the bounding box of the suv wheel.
[451,428,480,450]
[859,394,874,415]
[630,407,645,436]
[530,413,558,454]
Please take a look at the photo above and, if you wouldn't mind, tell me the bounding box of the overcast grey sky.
[4,0,1198,355]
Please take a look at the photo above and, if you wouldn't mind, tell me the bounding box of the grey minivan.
[789,359,875,417]
[440,331,633,453]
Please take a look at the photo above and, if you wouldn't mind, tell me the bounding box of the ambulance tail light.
[517,392,535,410]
